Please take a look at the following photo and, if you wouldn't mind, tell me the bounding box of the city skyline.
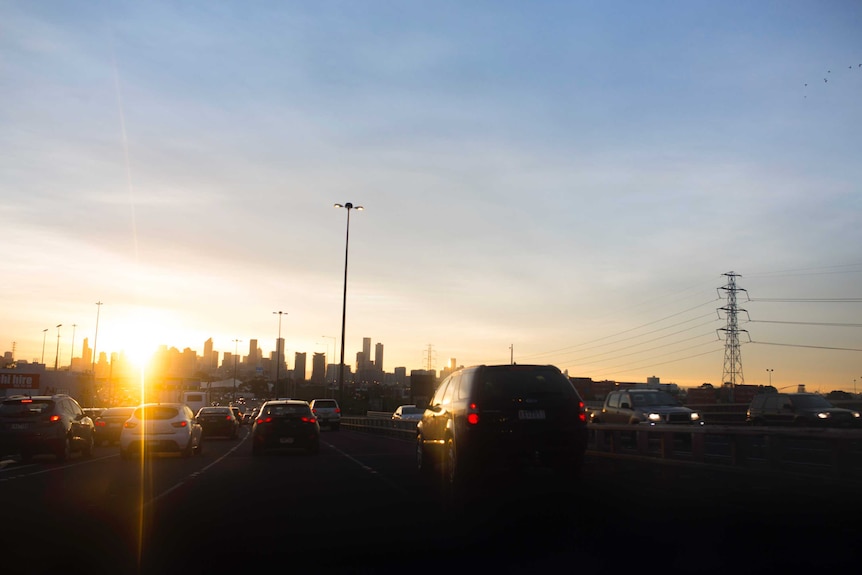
[2,3,861,393]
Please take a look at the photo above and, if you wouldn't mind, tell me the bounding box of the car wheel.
[55,437,71,462]
[416,436,432,477]
[194,439,203,456]
[181,438,193,458]
[442,436,464,503]
[82,433,94,458]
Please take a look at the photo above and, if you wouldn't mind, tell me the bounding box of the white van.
[182,391,207,416]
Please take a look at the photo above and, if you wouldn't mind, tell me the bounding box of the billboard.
[0,373,40,390]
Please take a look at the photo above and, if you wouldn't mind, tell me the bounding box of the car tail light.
[257,417,273,424]
[171,421,189,428]
[95,421,106,428]
[334,408,341,414]
[49,415,61,422]
[123,421,137,429]
[578,400,587,423]
[467,402,479,425]
[301,416,317,423]
[225,416,232,421]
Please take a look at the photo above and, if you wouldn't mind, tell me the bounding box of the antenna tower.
[423,344,436,371]
[717,271,749,387]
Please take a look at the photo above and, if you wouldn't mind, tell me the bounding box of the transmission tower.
[717,271,749,388]
[423,344,436,372]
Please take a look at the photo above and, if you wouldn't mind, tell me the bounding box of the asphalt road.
[1,427,859,574]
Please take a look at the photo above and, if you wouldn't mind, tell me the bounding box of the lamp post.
[232,339,242,404]
[41,328,48,364]
[334,202,363,406]
[70,324,77,369]
[54,324,62,371]
[273,312,287,399]
[766,368,774,387]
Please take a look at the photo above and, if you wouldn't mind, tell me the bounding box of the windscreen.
[0,400,53,417]
[479,366,576,403]
[134,406,180,420]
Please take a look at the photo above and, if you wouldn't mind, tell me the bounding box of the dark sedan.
[252,400,319,455]
[93,406,136,445]
[196,406,240,439]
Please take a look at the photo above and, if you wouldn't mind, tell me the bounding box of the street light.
[41,328,48,364]
[334,202,363,406]
[766,368,774,387]
[273,312,287,399]
[233,339,242,404]
[54,324,62,371]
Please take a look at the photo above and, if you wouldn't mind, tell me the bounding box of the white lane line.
[145,433,249,507]
[0,454,117,482]
[325,442,410,496]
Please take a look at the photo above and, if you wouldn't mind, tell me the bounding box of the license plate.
[11,423,28,430]
[519,410,546,420]
[279,437,294,444]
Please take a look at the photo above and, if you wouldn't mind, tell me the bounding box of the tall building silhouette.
[375,342,383,372]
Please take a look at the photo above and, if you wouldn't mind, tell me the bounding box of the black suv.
[416,364,588,496]
[746,392,861,428]
[0,394,96,462]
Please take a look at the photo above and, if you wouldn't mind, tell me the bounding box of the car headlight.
[690,412,701,422]
[816,412,830,419]
[852,411,860,419]
[647,412,662,423]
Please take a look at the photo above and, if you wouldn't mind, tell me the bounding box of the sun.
[112,307,165,370]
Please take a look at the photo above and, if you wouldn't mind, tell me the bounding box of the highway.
[1,426,860,574]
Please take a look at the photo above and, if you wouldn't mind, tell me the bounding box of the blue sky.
[2,1,861,391]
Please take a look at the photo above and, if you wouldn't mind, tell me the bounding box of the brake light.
[467,402,479,425]
[49,415,61,422]
[171,421,188,428]
[301,416,317,423]
[578,400,587,423]
[334,408,341,414]
[257,417,273,424]
[123,421,137,429]
[22,399,33,403]
[95,421,106,427]
[226,416,232,421]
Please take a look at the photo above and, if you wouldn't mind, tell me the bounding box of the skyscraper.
[375,342,383,373]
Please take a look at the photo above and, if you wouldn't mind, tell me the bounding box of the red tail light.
[123,421,136,429]
[578,400,587,423]
[171,421,188,428]
[95,421,106,427]
[225,416,232,421]
[334,408,341,414]
[467,402,479,425]
[301,416,317,423]
[257,417,273,424]
[49,415,61,422]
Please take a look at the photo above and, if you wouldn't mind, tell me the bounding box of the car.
[83,407,106,420]
[0,394,95,462]
[196,406,240,439]
[119,403,203,459]
[93,406,136,446]
[416,364,589,498]
[252,400,320,456]
[309,399,341,430]
[746,392,861,428]
[229,405,244,425]
[392,405,423,422]
[590,388,703,425]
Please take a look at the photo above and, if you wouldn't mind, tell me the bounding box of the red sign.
[0,373,40,390]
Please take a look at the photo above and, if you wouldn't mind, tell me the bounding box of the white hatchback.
[120,403,203,459]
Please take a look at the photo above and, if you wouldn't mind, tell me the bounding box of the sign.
[0,373,40,390]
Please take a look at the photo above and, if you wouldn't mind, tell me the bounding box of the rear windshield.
[199,407,231,415]
[263,404,311,416]
[402,407,422,415]
[134,406,180,420]
[313,400,338,409]
[101,407,135,417]
[630,391,679,407]
[0,400,53,417]
[478,367,577,402]
[792,395,832,409]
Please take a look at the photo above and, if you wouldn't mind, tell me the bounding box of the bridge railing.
[342,414,862,483]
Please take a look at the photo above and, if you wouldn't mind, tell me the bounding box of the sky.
[2,1,861,392]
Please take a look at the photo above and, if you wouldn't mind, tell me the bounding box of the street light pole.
[54,324,62,371]
[70,324,77,369]
[93,301,103,406]
[41,328,48,364]
[273,312,286,399]
[334,202,363,407]
[766,368,774,387]
[233,339,242,404]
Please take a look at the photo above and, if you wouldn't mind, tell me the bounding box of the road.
[1,427,860,574]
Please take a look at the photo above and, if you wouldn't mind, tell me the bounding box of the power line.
[749,341,862,352]
[748,320,862,328]
[749,298,862,303]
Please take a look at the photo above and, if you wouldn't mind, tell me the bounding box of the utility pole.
[717,271,750,399]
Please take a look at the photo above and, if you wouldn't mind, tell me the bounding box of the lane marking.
[325,441,410,496]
